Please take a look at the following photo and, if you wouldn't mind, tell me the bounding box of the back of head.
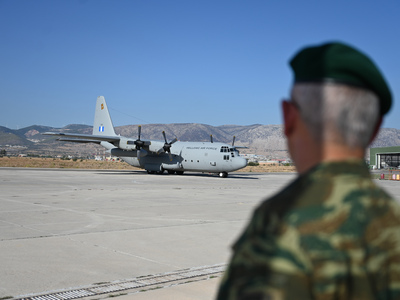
[289,42,392,149]
[292,83,379,148]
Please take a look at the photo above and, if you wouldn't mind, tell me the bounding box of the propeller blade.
[161,131,177,161]
[135,125,145,149]
[162,131,168,143]
[210,135,213,143]
[232,136,236,147]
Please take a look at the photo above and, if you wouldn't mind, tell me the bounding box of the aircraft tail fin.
[93,96,117,136]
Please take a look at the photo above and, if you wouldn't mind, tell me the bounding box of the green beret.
[290,42,392,115]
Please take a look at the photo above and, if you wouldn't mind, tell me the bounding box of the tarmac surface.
[1,168,400,300]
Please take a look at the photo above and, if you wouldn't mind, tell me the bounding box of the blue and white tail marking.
[93,96,117,136]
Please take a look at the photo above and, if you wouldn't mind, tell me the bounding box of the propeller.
[232,136,236,147]
[134,125,145,159]
[162,131,178,161]
[210,135,213,143]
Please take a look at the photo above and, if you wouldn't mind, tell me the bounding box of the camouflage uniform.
[216,160,400,300]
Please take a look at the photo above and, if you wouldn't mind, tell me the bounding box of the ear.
[282,100,297,137]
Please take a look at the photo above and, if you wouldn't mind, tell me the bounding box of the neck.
[292,141,365,174]
[321,142,365,162]
[288,128,321,174]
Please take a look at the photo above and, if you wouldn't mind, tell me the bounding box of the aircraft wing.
[43,132,121,143]
[57,138,103,144]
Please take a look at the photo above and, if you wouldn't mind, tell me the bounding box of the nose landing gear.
[219,172,228,178]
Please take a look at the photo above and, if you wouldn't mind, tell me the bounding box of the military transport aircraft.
[44,96,247,177]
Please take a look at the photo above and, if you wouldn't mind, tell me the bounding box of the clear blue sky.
[1,0,399,129]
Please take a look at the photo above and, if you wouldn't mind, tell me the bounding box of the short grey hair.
[291,82,380,148]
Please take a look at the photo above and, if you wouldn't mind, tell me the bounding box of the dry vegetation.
[245,164,296,173]
[0,157,296,173]
[0,157,136,170]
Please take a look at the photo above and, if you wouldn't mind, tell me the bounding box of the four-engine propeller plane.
[44,96,247,177]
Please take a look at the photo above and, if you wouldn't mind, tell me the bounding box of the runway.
[1,168,400,299]
[0,168,295,299]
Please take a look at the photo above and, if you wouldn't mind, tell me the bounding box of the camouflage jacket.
[216,160,400,300]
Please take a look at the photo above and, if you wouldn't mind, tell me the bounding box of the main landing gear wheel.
[147,170,165,174]
[219,172,228,178]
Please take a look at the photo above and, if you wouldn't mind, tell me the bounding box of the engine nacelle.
[161,163,183,170]
[148,141,165,153]
[119,137,137,150]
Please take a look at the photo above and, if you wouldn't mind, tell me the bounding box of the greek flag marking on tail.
[93,96,116,136]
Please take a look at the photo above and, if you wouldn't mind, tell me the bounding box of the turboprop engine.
[148,141,166,153]
[118,137,137,150]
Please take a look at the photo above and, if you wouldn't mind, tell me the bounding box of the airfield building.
[370,146,400,169]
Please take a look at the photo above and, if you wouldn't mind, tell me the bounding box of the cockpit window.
[220,146,229,153]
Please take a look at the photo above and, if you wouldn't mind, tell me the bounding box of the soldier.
[216,42,400,300]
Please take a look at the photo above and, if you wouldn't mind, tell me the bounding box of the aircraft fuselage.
[44,96,248,178]
[106,141,247,176]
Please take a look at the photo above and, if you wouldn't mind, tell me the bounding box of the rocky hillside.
[1,124,399,159]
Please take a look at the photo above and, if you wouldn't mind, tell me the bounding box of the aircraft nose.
[240,157,247,168]
[235,157,247,169]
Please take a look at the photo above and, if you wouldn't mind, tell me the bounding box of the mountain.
[0,126,33,146]
[1,123,399,159]
[370,128,400,148]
